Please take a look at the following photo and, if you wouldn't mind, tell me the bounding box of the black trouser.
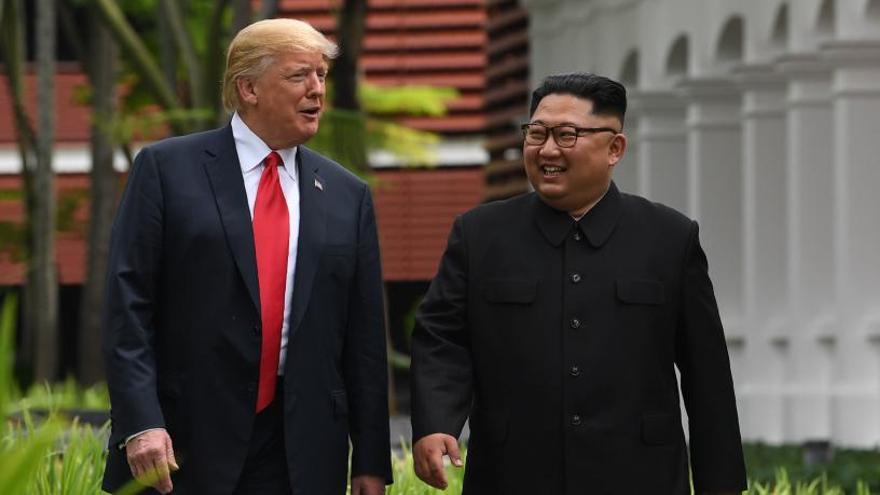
[234,379,291,495]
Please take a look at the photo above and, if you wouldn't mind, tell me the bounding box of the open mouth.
[540,165,565,177]
[300,107,321,117]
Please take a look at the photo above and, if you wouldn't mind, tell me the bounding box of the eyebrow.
[530,119,584,126]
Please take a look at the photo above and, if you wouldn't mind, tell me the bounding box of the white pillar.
[777,53,835,443]
[735,64,789,443]
[679,79,744,325]
[629,91,687,212]
[824,40,880,447]
[613,112,640,195]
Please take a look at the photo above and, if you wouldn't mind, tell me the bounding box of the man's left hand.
[351,474,386,495]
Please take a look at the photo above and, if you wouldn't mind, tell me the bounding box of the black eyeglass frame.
[520,123,620,148]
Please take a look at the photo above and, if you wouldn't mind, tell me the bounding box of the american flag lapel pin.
[314,178,324,191]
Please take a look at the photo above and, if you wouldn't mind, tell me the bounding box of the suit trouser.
[233,379,292,495]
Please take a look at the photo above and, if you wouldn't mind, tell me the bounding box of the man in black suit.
[411,73,746,494]
[102,18,391,495]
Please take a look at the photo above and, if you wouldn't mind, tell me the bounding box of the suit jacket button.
[570,318,581,329]
[570,273,582,283]
[569,365,581,377]
[571,414,582,426]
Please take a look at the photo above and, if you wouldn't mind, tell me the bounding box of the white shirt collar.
[231,112,298,178]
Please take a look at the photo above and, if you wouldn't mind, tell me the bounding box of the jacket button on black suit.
[570,273,581,283]
[571,414,582,426]
[570,318,581,329]
[569,366,581,377]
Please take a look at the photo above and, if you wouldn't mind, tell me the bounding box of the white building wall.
[522,0,880,447]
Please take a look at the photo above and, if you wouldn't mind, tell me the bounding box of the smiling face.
[523,93,626,217]
[237,50,327,149]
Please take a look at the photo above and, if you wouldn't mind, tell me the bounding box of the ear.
[608,132,627,167]
[236,77,258,107]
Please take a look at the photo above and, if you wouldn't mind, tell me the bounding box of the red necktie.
[253,151,289,412]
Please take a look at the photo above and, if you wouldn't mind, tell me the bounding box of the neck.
[238,111,289,150]
[569,183,611,219]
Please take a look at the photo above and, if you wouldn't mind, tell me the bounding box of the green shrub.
[745,442,880,493]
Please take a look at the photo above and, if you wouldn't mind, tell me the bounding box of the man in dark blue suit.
[102,18,391,495]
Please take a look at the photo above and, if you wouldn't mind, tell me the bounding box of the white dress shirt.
[231,112,300,376]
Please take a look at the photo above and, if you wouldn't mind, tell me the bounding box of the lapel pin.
[314,178,324,191]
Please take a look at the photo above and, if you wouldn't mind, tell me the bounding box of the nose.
[307,72,325,97]
[538,136,562,157]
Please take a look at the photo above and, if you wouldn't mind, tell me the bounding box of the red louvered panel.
[372,167,484,280]
[0,72,91,144]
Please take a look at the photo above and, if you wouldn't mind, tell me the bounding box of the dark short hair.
[529,72,627,128]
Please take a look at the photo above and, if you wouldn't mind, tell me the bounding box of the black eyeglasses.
[521,123,619,148]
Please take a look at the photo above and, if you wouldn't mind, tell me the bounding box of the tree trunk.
[157,0,177,91]
[158,0,206,118]
[33,0,58,382]
[207,0,234,125]
[333,0,368,171]
[78,7,118,385]
[92,0,186,132]
[0,0,37,380]
[232,0,251,34]
[258,0,278,19]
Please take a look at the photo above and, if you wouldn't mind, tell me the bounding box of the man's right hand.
[126,428,179,494]
[413,433,463,490]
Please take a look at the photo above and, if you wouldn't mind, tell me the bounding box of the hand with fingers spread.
[413,433,463,490]
[126,428,179,494]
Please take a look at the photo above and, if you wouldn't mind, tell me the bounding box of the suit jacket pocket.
[641,412,677,445]
[482,279,537,304]
[331,389,348,419]
[616,279,665,305]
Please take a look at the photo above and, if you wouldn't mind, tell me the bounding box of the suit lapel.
[202,125,261,312]
[289,146,326,340]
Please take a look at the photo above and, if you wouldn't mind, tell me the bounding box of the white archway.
[665,34,689,76]
[619,49,639,86]
[717,15,745,63]
[770,3,789,50]
[816,0,835,36]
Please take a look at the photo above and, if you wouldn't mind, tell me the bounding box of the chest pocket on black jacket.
[616,279,665,305]
[483,279,537,304]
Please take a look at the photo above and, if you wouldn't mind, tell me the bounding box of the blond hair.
[222,18,338,112]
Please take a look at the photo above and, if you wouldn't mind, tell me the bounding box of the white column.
[678,79,744,326]
[613,111,640,195]
[735,65,789,443]
[629,91,687,212]
[824,40,880,447]
[777,53,835,443]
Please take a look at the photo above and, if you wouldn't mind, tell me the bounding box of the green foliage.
[748,469,874,495]
[361,84,459,117]
[56,189,89,233]
[309,82,457,171]
[382,443,465,495]
[10,377,110,414]
[0,294,63,494]
[0,221,27,261]
[745,442,880,493]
